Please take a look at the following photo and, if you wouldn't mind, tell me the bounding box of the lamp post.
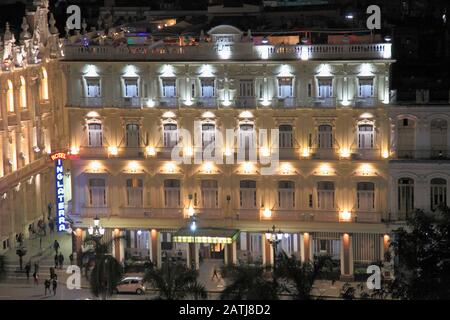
[189,214,198,270]
[265,225,284,271]
[88,216,105,249]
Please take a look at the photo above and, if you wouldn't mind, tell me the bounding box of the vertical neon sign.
[51,152,67,232]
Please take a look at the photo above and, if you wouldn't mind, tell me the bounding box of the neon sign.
[52,152,67,232]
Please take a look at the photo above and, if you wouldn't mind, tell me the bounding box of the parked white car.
[114,277,146,295]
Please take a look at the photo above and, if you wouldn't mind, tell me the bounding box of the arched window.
[6,80,14,113]
[318,125,333,149]
[240,180,256,209]
[20,76,27,109]
[317,181,334,210]
[397,118,415,158]
[357,182,375,212]
[398,178,414,218]
[201,180,218,208]
[430,178,446,211]
[278,181,295,209]
[279,125,293,148]
[201,123,215,148]
[430,119,448,158]
[163,123,178,148]
[358,124,374,149]
[40,67,49,100]
[164,179,180,207]
[88,123,102,147]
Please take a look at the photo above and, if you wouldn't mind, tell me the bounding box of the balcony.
[312,98,336,108]
[159,97,178,108]
[311,148,339,160]
[235,97,257,108]
[354,97,376,108]
[81,97,103,107]
[276,97,295,108]
[122,97,142,108]
[396,148,450,160]
[351,148,381,160]
[194,97,217,108]
[80,206,109,217]
[144,208,183,219]
[63,43,392,62]
[194,208,224,219]
[235,209,259,220]
[354,211,381,223]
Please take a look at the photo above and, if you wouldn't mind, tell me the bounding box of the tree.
[274,252,335,300]
[389,207,450,299]
[85,236,123,300]
[0,255,6,282]
[220,264,280,300]
[144,261,207,300]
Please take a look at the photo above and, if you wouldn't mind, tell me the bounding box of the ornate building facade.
[1,1,449,280]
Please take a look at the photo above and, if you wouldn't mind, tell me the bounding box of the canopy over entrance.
[172,228,239,244]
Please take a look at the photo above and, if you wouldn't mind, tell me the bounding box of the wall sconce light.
[243,162,253,174]
[90,161,101,172]
[260,146,270,157]
[203,162,213,173]
[128,161,138,173]
[382,150,389,159]
[301,148,310,157]
[340,148,350,158]
[108,145,118,156]
[146,146,156,156]
[263,208,272,218]
[319,164,330,175]
[70,146,80,155]
[281,163,292,175]
[184,146,193,157]
[340,210,351,222]
[166,162,176,173]
[224,147,232,157]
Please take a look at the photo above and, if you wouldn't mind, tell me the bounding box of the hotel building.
[1,1,449,280]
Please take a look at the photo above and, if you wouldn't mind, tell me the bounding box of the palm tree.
[84,236,123,300]
[220,264,280,300]
[144,261,207,300]
[274,252,335,300]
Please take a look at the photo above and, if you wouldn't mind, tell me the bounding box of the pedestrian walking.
[50,267,55,280]
[211,265,220,281]
[24,261,31,281]
[44,279,51,295]
[52,278,58,296]
[54,254,58,268]
[53,240,60,254]
[34,262,39,274]
[48,218,54,233]
[58,253,64,269]
[33,271,39,285]
[69,253,74,265]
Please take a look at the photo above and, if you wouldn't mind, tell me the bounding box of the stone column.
[340,233,354,280]
[224,242,237,265]
[150,229,161,268]
[300,232,312,262]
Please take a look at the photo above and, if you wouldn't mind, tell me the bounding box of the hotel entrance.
[200,243,225,260]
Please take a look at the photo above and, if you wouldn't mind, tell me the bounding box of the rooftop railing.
[63,42,392,61]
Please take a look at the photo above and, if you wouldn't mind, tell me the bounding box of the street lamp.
[88,216,105,242]
[265,225,284,270]
[189,214,198,269]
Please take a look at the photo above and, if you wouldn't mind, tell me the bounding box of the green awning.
[172,228,239,244]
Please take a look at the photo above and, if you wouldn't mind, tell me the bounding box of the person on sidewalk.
[52,278,58,296]
[44,279,51,295]
[211,265,220,281]
[24,261,31,281]
[54,254,58,269]
[53,240,60,254]
[48,218,54,233]
[69,253,74,265]
[33,271,39,285]
[58,253,64,269]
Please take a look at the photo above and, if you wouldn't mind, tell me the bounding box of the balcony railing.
[195,208,224,219]
[235,97,257,108]
[276,97,295,108]
[396,148,450,160]
[312,98,336,108]
[159,97,178,108]
[63,43,392,61]
[311,148,339,160]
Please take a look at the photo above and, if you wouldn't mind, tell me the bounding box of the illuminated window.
[278,181,295,209]
[240,180,257,209]
[279,125,293,148]
[201,180,218,208]
[358,78,374,98]
[40,67,49,100]
[238,123,255,157]
[162,79,176,97]
[88,123,102,147]
[318,125,333,149]
[126,178,143,207]
[430,178,446,211]
[317,181,334,210]
[124,78,138,97]
[86,78,101,97]
[200,78,215,97]
[163,123,178,148]
[88,178,106,207]
[318,78,333,98]
[202,123,215,149]
[20,77,27,109]
[164,179,180,207]
[126,124,140,147]
[278,78,293,98]
[357,182,375,212]
[398,178,414,218]
[6,80,14,113]
[358,124,374,149]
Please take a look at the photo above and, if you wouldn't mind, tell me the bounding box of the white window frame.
[357,182,375,212]
[201,180,219,208]
[85,77,101,97]
[358,78,374,98]
[317,181,335,210]
[239,80,254,98]
[126,178,143,207]
[318,125,333,149]
[279,125,293,148]
[124,78,139,97]
[240,180,257,209]
[88,178,106,207]
[163,123,178,148]
[358,124,374,149]
[162,78,176,97]
[200,78,215,98]
[318,78,333,98]
[88,123,102,147]
[278,181,295,210]
[164,179,180,208]
[278,77,293,98]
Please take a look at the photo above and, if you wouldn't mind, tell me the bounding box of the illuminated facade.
[1,2,449,281]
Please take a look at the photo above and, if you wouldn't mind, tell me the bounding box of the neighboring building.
[0,0,449,282]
